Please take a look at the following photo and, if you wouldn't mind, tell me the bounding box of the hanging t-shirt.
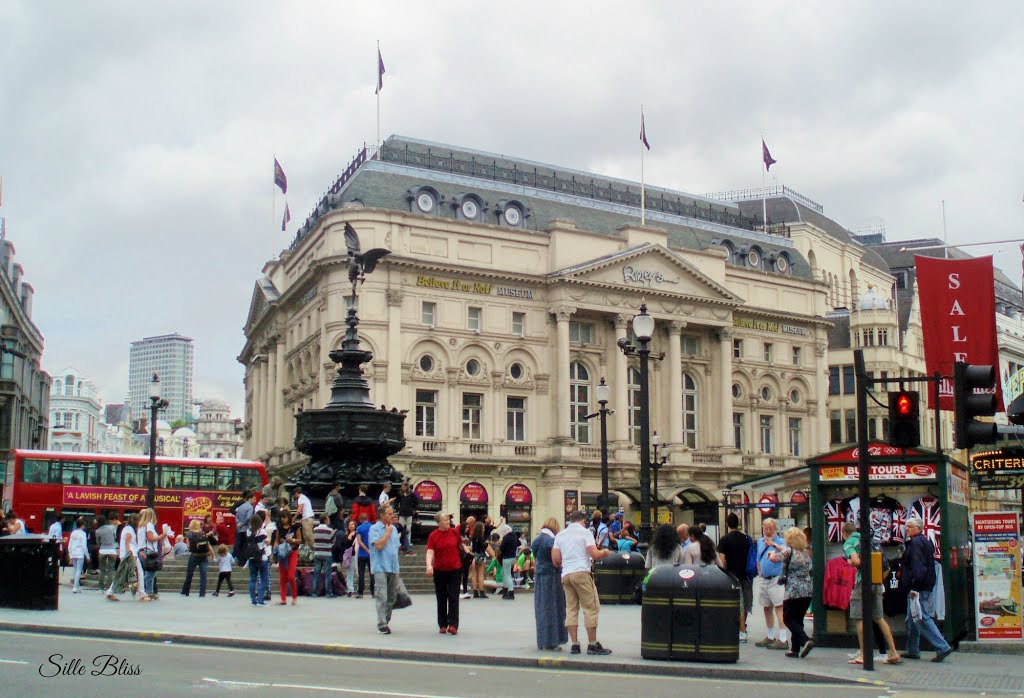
[891,506,907,544]
[841,495,902,546]
[882,557,908,617]
[908,495,942,559]
[824,499,845,543]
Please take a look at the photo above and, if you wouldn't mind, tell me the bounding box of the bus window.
[101,462,123,487]
[177,466,198,489]
[61,509,96,531]
[215,468,234,491]
[238,468,262,492]
[22,458,49,483]
[198,468,217,490]
[158,465,179,489]
[124,464,148,489]
[61,461,98,486]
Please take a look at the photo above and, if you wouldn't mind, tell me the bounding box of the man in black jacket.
[394,483,418,554]
[500,527,520,600]
[901,517,952,662]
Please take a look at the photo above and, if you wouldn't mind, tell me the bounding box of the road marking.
[0,659,30,665]
[202,678,461,697]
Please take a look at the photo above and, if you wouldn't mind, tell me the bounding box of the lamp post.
[586,378,614,512]
[147,374,169,508]
[651,431,669,524]
[617,302,655,545]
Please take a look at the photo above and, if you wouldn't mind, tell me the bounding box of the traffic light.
[953,362,998,449]
[888,390,920,448]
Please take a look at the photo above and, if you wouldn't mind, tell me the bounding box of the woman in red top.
[426,512,469,635]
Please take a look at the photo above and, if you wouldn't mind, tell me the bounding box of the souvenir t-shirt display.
[841,494,903,546]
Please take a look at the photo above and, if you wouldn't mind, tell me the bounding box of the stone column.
[668,321,685,446]
[266,345,278,455]
[447,368,460,441]
[613,314,630,442]
[491,371,505,442]
[550,304,576,441]
[245,369,257,458]
[719,328,734,449]
[386,289,404,408]
[816,338,829,453]
[260,357,271,457]
[274,341,287,448]
[251,359,264,457]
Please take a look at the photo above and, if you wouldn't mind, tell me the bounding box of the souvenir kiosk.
[808,442,971,647]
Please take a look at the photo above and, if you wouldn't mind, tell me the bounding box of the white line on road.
[0,659,30,665]
[203,678,461,698]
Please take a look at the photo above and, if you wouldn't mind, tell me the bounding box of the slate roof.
[105,404,129,425]
[294,136,816,281]
[827,310,852,350]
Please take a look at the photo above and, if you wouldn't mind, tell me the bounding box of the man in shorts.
[551,510,613,656]
[753,518,788,649]
[842,522,900,664]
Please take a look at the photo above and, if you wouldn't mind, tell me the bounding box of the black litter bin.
[594,550,646,604]
[0,536,60,610]
[641,564,740,662]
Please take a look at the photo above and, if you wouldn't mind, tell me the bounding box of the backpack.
[242,536,261,565]
[324,493,340,518]
[745,534,758,581]
[191,533,210,557]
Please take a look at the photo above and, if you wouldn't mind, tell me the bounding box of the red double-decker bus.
[2,450,267,543]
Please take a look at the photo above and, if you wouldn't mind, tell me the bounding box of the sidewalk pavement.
[3,588,1024,694]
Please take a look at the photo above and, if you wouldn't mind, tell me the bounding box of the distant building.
[128,333,194,424]
[0,222,51,476]
[98,402,140,455]
[196,398,243,459]
[48,367,102,453]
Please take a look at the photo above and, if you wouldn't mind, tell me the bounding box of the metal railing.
[704,185,824,214]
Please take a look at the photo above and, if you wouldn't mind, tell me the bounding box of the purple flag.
[274,157,288,195]
[762,139,776,171]
[640,111,650,150]
[281,203,291,232]
[376,46,386,95]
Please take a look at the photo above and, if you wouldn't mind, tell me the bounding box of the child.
[514,547,534,588]
[212,544,235,597]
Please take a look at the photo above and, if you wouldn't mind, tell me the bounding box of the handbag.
[275,542,292,563]
[777,549,791,586]
[393,577,413,610]
[141,548,163,572]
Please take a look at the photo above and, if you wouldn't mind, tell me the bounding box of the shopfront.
[414,480,443,514]
[504,483,533,538]
[460,481,489,522]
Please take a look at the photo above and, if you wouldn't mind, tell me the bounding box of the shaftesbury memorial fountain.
[290,223,406,500]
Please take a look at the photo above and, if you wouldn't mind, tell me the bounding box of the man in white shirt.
[551,510,613,656]
[294,486,316,547]
[378,483,395,508]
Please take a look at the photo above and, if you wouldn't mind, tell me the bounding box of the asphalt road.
[0,630,962,698]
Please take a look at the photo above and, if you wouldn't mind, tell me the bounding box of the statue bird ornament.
[344,223,391,301]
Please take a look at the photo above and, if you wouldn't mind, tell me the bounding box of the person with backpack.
[180,519,212,597]
[324,483,344,530]
[901,517,952,663]
[233,490,256,561]
[246,511,270,606]
[717,513,753,642]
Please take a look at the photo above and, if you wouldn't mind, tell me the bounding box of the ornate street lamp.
[616,302,656,545]
[586,377,614,512]
[147,374,169,508]
[651,431,670,524]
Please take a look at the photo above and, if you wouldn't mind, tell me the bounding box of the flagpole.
[641,105,646,226]
[376,40,381,150]
[761,135,768,234]
[272,157,277,258]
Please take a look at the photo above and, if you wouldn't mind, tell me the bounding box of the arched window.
[65,375,74,396]
[569,362,591,444]
[682,373,698,448]
[628,367,641,446]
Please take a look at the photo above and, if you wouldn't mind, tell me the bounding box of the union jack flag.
[910,495,941,558]
[892,507,907,543]
[825,499,844,542]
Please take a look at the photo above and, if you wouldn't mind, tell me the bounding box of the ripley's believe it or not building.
[241,136,1022,535]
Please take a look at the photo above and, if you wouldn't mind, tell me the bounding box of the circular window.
[510,362,524,380]
[732,383,742,399]
[790,389,800,404]
[776,255,789,273]
[419,355,434,372]
[747,248,761,268]
[461,199,479,219]
[760,386,772,401]
[466,359,481,376]
[416,192,435,213]
[503,206,521,226]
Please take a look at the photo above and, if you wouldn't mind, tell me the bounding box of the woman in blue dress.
[531,517,568,651]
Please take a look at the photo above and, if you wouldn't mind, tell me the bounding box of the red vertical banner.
[916,256,1002,411]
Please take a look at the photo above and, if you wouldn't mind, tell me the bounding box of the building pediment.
[244,277,281,335]
[547,243,741,306]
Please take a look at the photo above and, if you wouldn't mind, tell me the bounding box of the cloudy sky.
[2,1,1023,415]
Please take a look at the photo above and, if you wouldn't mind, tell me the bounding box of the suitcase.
[298,567,314,596]
[331,569,347,596]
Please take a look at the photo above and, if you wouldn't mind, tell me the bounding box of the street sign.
[971,448,1024,490]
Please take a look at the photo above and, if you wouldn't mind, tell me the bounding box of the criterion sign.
[970,448,1024,490]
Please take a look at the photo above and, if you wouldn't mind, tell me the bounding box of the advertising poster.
[972,512,1022,641]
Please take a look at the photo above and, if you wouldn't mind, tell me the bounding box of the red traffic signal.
[888,391,920,449]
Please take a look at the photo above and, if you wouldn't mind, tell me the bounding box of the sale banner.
[972,512,1022,641]
[916,255,1001,411]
